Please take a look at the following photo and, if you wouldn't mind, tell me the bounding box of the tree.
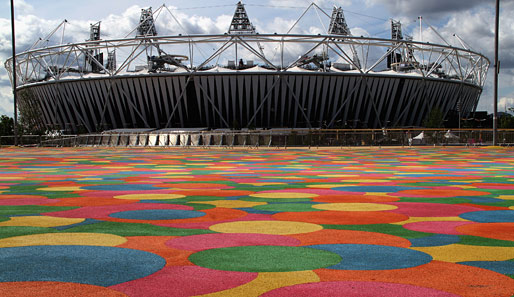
[0,115,14,136]
[499,114,514,128]
[423,107,444,128]
[18,89,45,135]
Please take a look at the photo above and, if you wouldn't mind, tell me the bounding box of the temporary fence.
[1,129,508,148]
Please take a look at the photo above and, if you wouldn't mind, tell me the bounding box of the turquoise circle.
[110,209,205,220]
[459,210,514,223]
[0,246,165,286]
[308,244,432,270]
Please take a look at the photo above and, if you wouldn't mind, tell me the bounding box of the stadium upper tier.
[4,2,490,132]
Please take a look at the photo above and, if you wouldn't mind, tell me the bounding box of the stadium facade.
[5,2,489,133]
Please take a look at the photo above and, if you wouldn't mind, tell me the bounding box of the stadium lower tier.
[18,72,482,133]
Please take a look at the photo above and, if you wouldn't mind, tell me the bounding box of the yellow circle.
[0,233,127,248]
[412,244,514,262]
[499,195,514,200]
[312,203,398,212]
[209,220,322,235]
[250,193,318,199]
[0,177,24,180]
[37,187,84,192]
[113,193,186,200]
[0,216,84,227]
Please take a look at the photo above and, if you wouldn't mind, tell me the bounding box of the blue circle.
[459,210,514,223]
[332,186,418,193]
[307,244,432,270]
[82,184,160,191]
[0,246,165,286]
[109,209,206,220]
[409,234,460,247]
[462,197,504,204]
[458,261,514,275]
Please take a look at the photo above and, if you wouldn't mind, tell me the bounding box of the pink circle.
[387,202,481,217]
[43,203,193,218]
[472,183,514,190]
[261,281,459,297]
[110,266,257,297]
[0,198,58,205]
[81,190,176,198]
[166,233,300,251]
[260,189,354,195]
[160,214,275,229]
[403,221,475,235]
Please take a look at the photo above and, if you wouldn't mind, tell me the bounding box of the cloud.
[14,0,34,15]
[401,4,514,113]
[0,4,234,116]
[499,97,514,112]
[365,0,491,18]
[267,0,352,9]
[0,85,13,116]
[1,0,513,117]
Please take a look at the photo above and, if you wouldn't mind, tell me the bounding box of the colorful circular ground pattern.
[0,147,514,296]
[189,245,342,272]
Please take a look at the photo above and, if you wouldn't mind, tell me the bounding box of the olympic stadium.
[5,2,489,136]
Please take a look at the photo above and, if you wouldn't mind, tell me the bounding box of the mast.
[228,1,256,35]
[388,19,407,70]
[86,22,103,73]
[137,8,158,37]
[228,2,258,69]
[328,7,361,69]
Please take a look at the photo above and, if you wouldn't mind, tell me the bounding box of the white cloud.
[365,0,489,18]
[14,0,34,16]
[499,97,514,112]
[267,0,352,9]
[1,0,513,116]
[0,86,13,115]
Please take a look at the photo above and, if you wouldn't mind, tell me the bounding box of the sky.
[1,0,513,118]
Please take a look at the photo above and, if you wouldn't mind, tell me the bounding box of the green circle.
[188,246,341,272]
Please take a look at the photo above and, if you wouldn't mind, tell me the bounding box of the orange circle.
[397,189,488,198]
[316,261,514,297]
[0,282,127,297]
[456,223,514,241]
[291,229,411,247]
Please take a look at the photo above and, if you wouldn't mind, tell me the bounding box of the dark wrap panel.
[18,72,482,133]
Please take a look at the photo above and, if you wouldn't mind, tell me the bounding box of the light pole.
[10,0,18,146]
[493,0,500,146]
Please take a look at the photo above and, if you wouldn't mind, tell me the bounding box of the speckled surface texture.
[0,147,513,296]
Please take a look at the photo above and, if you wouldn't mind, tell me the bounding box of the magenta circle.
[166,233,300,251]
[387,202,481,217]
[403,221,474,235]
[111,266,257,297]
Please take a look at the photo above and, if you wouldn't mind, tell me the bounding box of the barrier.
[3,129,514,148]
